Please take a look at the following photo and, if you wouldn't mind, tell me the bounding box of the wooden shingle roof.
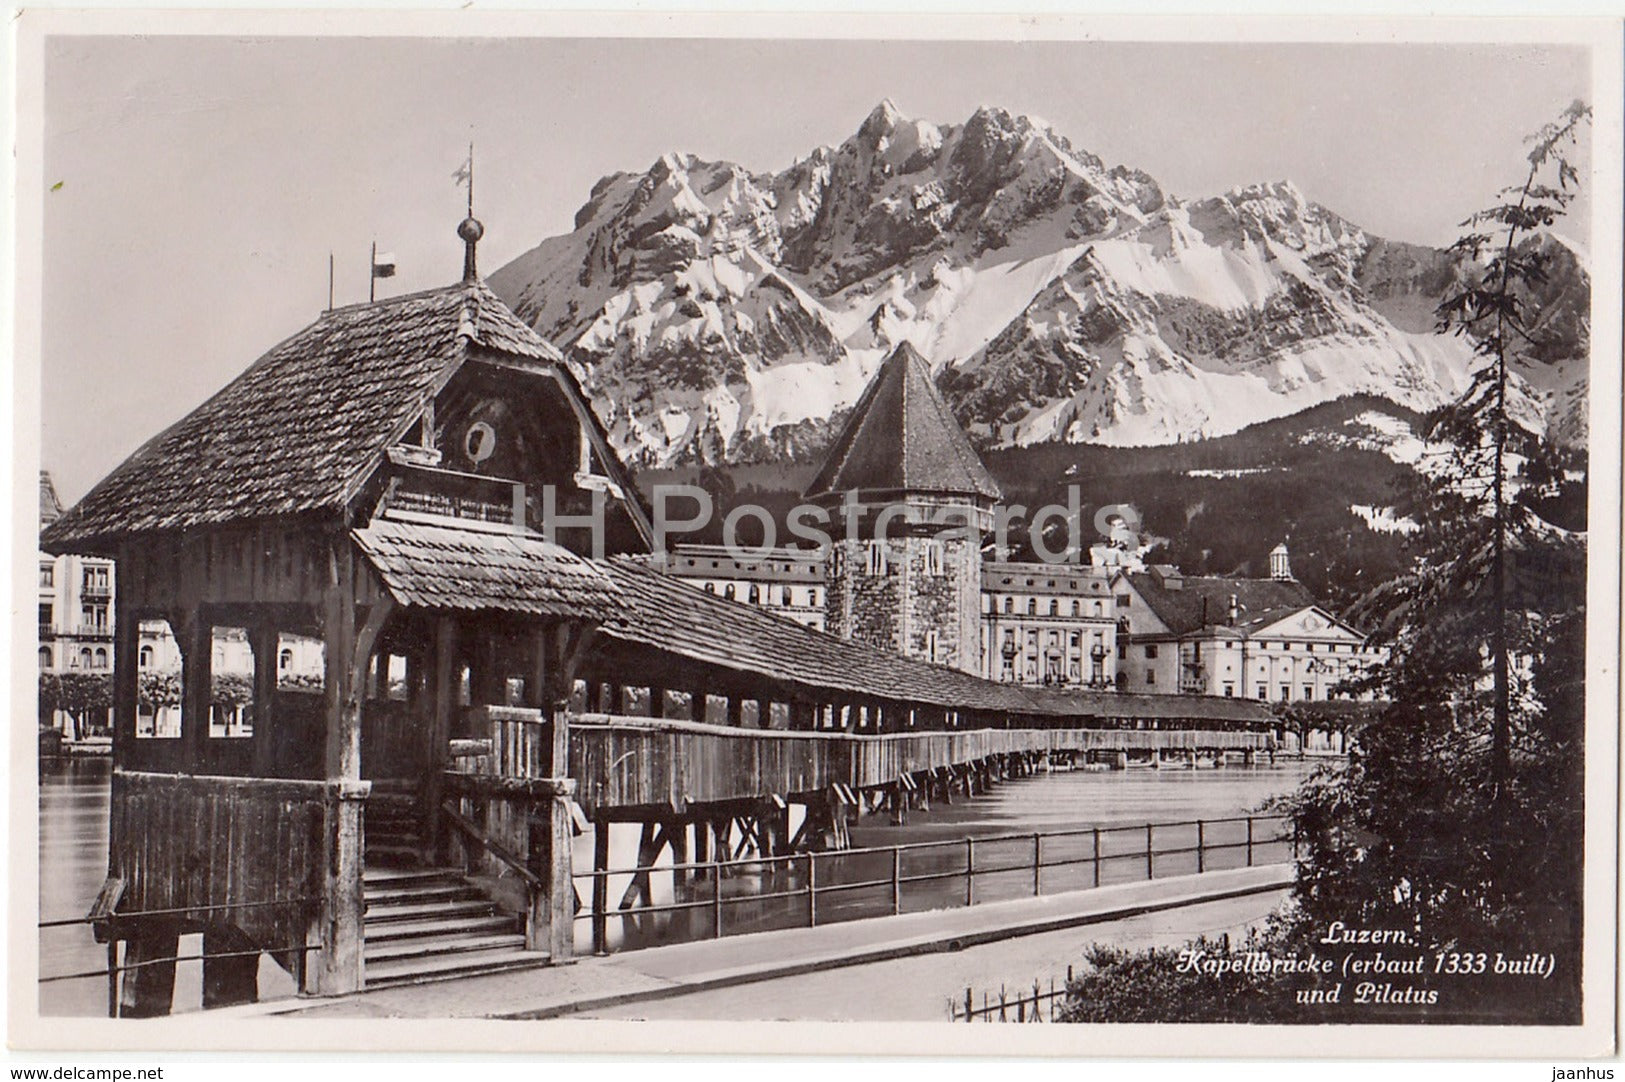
[805,342,1001,503]
[598,558,1271,724]
[41,280,559,552]
[352,519,620,620]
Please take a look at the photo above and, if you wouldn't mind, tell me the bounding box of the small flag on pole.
[454,142,474,216]
[371,252,398,279]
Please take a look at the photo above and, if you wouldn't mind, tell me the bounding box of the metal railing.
[575,813,1294,956]
[38,897,320,1017]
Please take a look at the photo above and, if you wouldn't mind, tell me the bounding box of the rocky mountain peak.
[487,103,1589,469]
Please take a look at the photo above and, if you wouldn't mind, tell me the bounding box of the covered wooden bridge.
[42,230,1277,1015]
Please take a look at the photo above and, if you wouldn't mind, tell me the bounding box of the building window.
[724,584,736,600]
[924,541,945,577]
[1049,600,1060,616]
[39,563,54,588]
[1071,600,1080,616]
[748,584,760,604]
[1304,685,1315,701]
[704,583,716,594]
[866,541,889,576]
[1144,644,1158,659]
[1306,643,1315,653]
[1146,671,1155,684]
[39,603,52,629]
[1280,685,1290,700]
[925,630,939,663]
[809,589,819,607]
[782,587,793,606]
[94,648,107,669]
[1117,643,1126,660]
[1002,597,1013,614]
[1093,600,1104,615]
[139,645,153,668]
[1257,686,1267,699]
[1116,594,1132,608]
[78,648,92,669]
[1027,599,1037,616]
[39,646,51,667]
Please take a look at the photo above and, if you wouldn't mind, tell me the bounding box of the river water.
[37,756,1320,1016]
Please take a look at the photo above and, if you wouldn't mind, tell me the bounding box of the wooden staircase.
[362,782,549,988]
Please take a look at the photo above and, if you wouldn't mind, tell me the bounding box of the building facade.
[38,472,116,735]
[981,561,1119,688]
[662,544,826,631]
[1113,559,1383,701]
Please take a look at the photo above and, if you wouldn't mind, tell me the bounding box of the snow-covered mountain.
[488,101,1589,468]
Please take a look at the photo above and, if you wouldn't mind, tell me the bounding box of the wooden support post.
[201,926,259,1009]
[669,814,689,898]
[693,816,710,868]
[181,609,212,767]
[591,821,610,955]
[118,925,179,1018]
[423,615,458,863]
[316,542,365,996]
[250,622,279,776]
[110,569,138,757]
[528,781,577,961]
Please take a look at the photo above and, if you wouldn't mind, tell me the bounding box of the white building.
[1112,550,1384,701]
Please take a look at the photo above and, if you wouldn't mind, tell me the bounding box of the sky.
[37,35,1591,506]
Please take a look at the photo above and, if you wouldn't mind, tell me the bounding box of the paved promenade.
[228,863,1291,1021]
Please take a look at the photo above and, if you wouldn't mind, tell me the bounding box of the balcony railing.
[80,583,111,599]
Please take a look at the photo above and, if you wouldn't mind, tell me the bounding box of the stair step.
[363,883,482,906]
[364,948,549,989]
[365,931,527,963]
[362,865,464,886]
[364,914,520,943]
[366,899,496,923]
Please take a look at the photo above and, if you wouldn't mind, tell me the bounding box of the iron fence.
[950,967,1076,1022]
[574,813,1295,955]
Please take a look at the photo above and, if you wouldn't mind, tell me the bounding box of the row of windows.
[37,563,111,591]
[704,582,821,608]
[39,646,108,669]
[828,541,951,578]
[996,596,1107,617]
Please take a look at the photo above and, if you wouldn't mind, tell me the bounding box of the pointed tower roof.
[806,342,1001,503]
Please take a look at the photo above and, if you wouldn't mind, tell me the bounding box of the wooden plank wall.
[567,715,1273,812]
[109,770,336,952]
